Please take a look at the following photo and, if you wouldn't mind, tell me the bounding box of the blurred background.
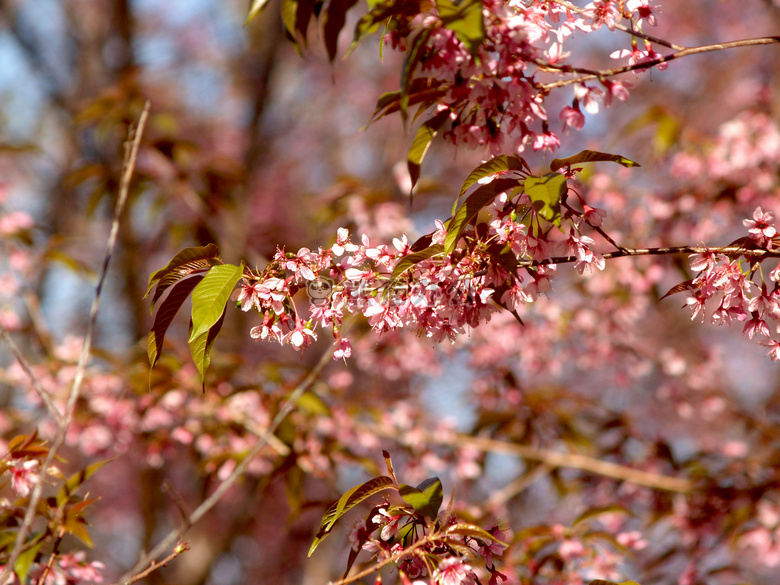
[1,1,780,584]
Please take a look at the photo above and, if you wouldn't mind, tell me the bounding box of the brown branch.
[125,542,190,585]
[329,533,438,585]
[0,325,63,423]
[539,37,780,90]
[442,434,695,494]
[520,244,780,268]
[0,102,151,585]
[111,342,336,585]
[364,424,694,494]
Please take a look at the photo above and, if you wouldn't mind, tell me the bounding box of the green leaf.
[189,263,243,343]
[309,476,397,556]
[63,516,94,548]
[399,477,443,521]
[14,541,42,583]
[245,0,272,24]
[436,0,485,55]
[390,244,444,282]
[146,244,221,311]
[549,150,641,172]
[296,391,331,416]
[189,309,227,391]
[148,274,205,371]
[56,458,115,508]
[324,0,359,62]
[445,177,520,255]
[408,109,450,193]
[454,154,530,214]
[525,173,567,227]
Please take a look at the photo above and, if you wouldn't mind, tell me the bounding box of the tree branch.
[0,325,63,423]
[364,424,694,494]
[0,102,150,585]
[520,244,780,267]
[111,342,335,585]
[539,37,780,91]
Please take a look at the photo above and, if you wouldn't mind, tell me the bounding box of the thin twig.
[112,343,335,585]
[539,37,780,90]
[126,543,190,585]
[520,244,780,267]
[329,533,436,585]
[0,324,63,423]
[0,102,150,585]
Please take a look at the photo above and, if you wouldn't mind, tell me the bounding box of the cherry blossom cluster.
[382,0,661,154]
[683,207,780,360]
[349,501,510,585]
[234,184,610,359]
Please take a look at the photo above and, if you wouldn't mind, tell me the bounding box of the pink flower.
[10,459,40,497]
[743,206,776,246]
[286,321,317,349]
[435,557,477,585]
[348,521,370,552]
[332,337,352,360]
[627,0,659,27]
[582,0,620,31]
[432,219,447,245]
[743,316,771,339]
[761,339,780,361]
[233,280,262,312]
[560,105,585,131]
[582,204,607,227]
[371,507,402,541]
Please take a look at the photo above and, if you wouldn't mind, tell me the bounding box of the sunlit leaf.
[189,310,227,391]
[407,109,450,193]
[148,275,205,371]
[281,0,299,36]
[309,476,397,556]
[454,154,530,213]
[436,0,485,55]
[525,173,567,227]
[399,476,442,521]
[14,541,42,584]
[245,0,272,24]
[390,244,444,282]
[445,178,520,255]
[62,516,93,548]
[145,244,221,310]
[550,150,641,172]
[189,263,243,343]
[296,391,331,416]
[45,249,98,281]
[57,459,114,507]
[445,522,508,544]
